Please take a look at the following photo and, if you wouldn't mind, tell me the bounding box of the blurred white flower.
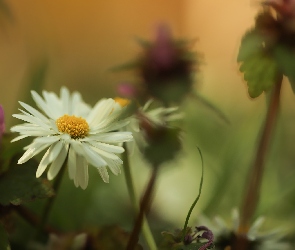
[198,209,291,250]
[120,99,182,153]
[11,87,132,189]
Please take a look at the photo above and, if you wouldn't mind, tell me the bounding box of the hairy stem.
[182,147,204,242]
[239,80,282,233]
[126,166,158,250]
[122,145,157,250]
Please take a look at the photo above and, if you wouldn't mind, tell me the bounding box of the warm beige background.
[1,0,295,227]
[0,0,262,126]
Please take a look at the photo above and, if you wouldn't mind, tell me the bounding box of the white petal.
[142,99,153,111]
[84,141,124,154]
[60,87,70,114]
[13,113,49,130]
[31,91,56,119]
[86,132,133,143]
[87,99,114,126]
[47,144,68,180]
[74,155,89,189]
[70,92,90,116]
[35,141,63,177]
[11,135,30,142]
[103,157,122,175]
[68,146,76,180]
[19,101,48,121]
[47,141,63,162]
[36,148,51,177]
[247,217,265,240]
[97,166,109,183]
[80,143,107,168]
[89,119,130,134]
[42,91,62,119]
[91,146,121,161]
[18,139,55,164]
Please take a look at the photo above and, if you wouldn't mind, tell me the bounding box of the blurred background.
[1,0,295,247]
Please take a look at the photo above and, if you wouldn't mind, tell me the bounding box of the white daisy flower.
[121,98,182,153]
[198,209,291,250]
[11,87,133,189]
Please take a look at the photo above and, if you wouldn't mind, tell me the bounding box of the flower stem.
[122,144,157,250]
[36,160,67,237]
[239,79,282,233]
[126,166,158,250]
[182,147,204,242]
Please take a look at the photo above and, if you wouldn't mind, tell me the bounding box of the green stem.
[126,166,158,250]
[122,144,157,250]
[239,80,282,233]
[182,147,204,242]
[36,160,67,237]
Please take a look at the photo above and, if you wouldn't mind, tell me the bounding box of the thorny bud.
[138,111,181,166]
[140,23,197,104]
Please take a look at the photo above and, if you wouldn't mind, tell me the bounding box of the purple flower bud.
[195,225,214,250]
[0,105,5,136]
[149,24,177,70]
[117,83,137,98]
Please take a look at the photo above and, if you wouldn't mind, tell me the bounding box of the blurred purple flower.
[149,24,177,70]
[117,83,137,98]
[140,23,197,103]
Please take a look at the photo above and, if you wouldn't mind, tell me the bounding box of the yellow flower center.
[56,115,89,139]
[114,97,130,107]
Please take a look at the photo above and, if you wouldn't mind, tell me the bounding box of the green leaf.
[238,34,279,98]
[0,223,10,250]
[237,30,264,62]
[0,155,54,206]
[273,46,295,94]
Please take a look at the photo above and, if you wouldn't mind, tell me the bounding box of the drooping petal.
[86,132,133,143]
[18,138,58,164]
[36,147,51,178]
[103,157,122,175]
[80,143,107,168]
[35,141,64,177]
[74,155,89,189]
[97,166,109,183]
[91,146,121,160]
[83,141,124,154]
[68,146,76,180]
[47,144,68,180]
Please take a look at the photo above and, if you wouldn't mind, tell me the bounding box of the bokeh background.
[1,0,295,247]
